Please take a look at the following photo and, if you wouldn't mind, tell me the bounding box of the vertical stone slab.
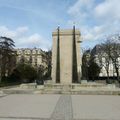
[60,33,73,84]
[76,32,82,82]
[72,26,78,83]
[51,34,57,83]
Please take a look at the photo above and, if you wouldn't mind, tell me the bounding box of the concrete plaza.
[0,94,120,120]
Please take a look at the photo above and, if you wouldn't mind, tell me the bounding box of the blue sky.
[0,0,120,50]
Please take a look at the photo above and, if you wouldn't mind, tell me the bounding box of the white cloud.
[28,34,41,44]
[68,0,94,16]
[0,26,50,50]
[82,25,106,41]
[94,0,120,21]
[0,26,17,38]
[68,0,95,23]
[18,33,50,50]
[67,0,120,47]
[16,26,28,33]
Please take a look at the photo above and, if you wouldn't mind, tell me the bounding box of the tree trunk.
[106,70,109,83]
[116,68,120,87]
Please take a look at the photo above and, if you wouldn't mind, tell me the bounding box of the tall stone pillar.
[52,27,81,84]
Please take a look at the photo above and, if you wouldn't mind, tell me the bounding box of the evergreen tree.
[0,37,16,82]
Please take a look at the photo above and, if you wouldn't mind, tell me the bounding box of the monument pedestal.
[52,27,82,84]
[41,27,120,95]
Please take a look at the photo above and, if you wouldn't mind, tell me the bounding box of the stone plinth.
[20,83,37,89]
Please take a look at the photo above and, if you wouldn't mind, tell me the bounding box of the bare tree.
[102,41,112,81]
[107,34,120,82]
[96,34,120,84]
[92,44,111,82]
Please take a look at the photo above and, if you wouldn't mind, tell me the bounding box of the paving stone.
[0,116,49,120]
[72,95,120,120]
[50,95,73,120]
[0,94,120,120]
[0,94,60,119]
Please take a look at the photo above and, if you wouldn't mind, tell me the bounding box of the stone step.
[2,89,35,94]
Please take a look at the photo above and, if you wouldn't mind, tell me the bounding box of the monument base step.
[2,89,35,94]
[43,83,120,95]
[1,88,120,95]
[42,89,120,95]
[1,83,120,95]
[44,83,113,89]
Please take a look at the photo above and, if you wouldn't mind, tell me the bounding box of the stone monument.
[52,26,82,84]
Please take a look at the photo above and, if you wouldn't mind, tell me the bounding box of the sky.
[0,0,120,50]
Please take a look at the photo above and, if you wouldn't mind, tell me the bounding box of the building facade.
[16,48,47,68]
